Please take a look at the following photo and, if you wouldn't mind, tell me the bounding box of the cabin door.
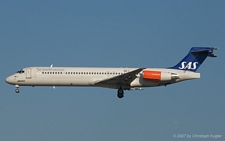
[26,68,32,79]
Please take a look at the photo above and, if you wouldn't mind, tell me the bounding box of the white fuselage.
[6,67,200,89]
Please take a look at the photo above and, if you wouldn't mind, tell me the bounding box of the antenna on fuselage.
[50,64,53,67]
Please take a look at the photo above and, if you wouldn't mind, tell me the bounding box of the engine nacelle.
[143,70,179,81]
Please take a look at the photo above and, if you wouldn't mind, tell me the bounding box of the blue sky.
[1,1,224,141]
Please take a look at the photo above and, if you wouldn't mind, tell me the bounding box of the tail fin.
[170,47,217,72]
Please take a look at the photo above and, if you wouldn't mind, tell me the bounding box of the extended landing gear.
[117,88,124,98]
[15,89,20,93]
[15,85,20,93]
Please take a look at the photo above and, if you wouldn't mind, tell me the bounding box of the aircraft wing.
[95,68,145,87]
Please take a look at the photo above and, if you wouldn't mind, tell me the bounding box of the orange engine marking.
[143,70,161,81]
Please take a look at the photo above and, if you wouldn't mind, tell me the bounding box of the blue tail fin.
[170,47,217,72]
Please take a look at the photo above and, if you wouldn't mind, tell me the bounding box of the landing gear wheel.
[117,88,124,98]
[15,85,20,93]
[15,89,20,93]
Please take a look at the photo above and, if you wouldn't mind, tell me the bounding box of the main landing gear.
[15,85,20,93]
[117,88,124,98]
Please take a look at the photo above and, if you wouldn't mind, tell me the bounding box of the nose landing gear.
[15,89,19,93]
[15,85,20,93]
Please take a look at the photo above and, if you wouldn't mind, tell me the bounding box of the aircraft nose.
[5,76,14,84]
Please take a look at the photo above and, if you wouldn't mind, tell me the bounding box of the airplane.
[5,47,217,98]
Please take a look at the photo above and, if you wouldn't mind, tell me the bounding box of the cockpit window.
[17,69,25,74]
